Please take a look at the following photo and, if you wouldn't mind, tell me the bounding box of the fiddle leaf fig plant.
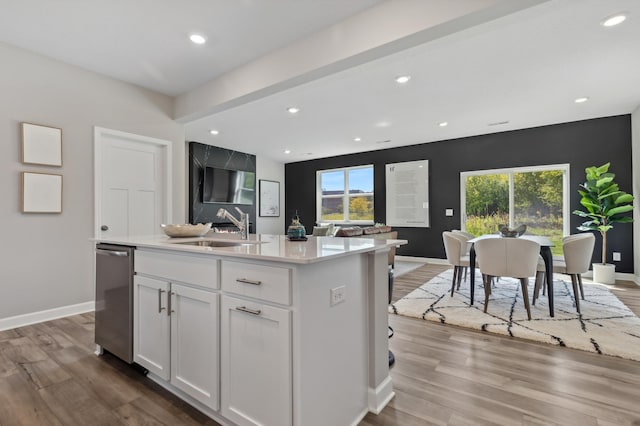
[573,162,634,265]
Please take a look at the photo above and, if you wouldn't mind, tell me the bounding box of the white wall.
[632,106,640,284]
[0,42,185,327]
[256,156,286,234]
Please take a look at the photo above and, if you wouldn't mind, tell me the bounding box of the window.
[461,164,569,255]
[317,165,374,223]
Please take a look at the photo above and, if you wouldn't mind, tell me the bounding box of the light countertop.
[95,233,406,264]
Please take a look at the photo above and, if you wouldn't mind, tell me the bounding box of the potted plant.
[573,162,634,284]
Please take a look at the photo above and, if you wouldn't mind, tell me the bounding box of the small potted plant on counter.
[573,162,634,284]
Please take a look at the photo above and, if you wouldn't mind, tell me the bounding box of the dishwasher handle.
[95,248,130,257]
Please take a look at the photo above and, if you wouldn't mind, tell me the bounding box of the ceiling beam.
[174,0,549,123]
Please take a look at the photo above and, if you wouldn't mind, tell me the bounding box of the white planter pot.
[592,263,616,284]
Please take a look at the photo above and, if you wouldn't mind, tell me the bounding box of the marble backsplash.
[188,141,256,231]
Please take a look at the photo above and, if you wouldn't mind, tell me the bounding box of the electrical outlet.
[330,286,346,306]
[613,252,621,262]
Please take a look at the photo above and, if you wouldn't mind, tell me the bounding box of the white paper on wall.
[385,160,429,227]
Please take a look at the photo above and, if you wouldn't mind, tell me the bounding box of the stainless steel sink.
[172,240,247,248]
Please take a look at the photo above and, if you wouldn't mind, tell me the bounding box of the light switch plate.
[613,252,621,261]
[445,208,454,217]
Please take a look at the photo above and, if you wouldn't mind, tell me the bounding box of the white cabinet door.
[170,283,220,410]
[221,295,292,426]
[134,275,170,380]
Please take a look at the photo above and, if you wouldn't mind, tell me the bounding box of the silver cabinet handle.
[170,291,176,315]
[95,249,129,257]
[236,306,261,316]
[158,289,166,313]
[236,278,262,286]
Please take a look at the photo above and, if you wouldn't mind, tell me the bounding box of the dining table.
[468,234,555,317]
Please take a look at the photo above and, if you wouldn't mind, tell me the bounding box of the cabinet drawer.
[135,249,219,290]
[221,260,291,305]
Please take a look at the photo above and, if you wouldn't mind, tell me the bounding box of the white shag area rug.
[390,269,640,361]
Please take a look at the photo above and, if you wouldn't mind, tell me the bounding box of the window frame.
[460,163,570,237]
[316,164,374,225]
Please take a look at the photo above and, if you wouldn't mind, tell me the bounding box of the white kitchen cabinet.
[221,260,291,305]
[134,250,220,411]
[170,283,219,410]
[221,294,292,426]
[114,238,393,426]
[134,275,170,379]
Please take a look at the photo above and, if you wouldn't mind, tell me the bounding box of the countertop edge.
[93,234,407,264]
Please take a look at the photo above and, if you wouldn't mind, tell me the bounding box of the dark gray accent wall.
[188,142,256,230]
[285,115,634,273]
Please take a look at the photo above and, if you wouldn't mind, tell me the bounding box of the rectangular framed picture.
[22,172,63,213]
[21,122,63,166]
[259,179,280,217]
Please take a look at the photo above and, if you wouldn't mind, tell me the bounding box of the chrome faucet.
[217,207,249,239]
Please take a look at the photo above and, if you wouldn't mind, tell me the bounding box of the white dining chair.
[452,229,474,256]
[533,233,595,313]
[475,238,540,320]
[442,231,473,296]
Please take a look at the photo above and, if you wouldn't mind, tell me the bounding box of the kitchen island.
[95,233,400,426]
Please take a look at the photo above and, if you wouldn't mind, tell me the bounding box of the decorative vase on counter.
[287,213,307,240]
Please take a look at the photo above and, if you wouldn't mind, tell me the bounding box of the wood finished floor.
[1,264,639,426]
[362,264,640,426]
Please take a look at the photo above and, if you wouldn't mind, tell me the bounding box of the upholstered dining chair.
[452,229,474,256]
[534,257,547,300]
[442,231,473,296]
[452,230,474,239]
[475,238,540,320]
[533,233,595,313]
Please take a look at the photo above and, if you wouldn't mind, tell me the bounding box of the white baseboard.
[395,255,428,263]
[367,375,395,415]
[582,271,637,284]
[0,301,95,332]
[396,255,451,266]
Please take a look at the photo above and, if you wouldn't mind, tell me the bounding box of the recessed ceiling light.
[189,34,207,44]
[575,97,589,103]
[439,122,448,127]
[209,129,219,135]
[284,149,291,154]
[395,75,411,84]
[354,137,361,142]
[287,107,300,114]
[375,121,391,128]
[602,14,627,27]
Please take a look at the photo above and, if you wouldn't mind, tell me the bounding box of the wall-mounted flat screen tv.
[202,166,255,205]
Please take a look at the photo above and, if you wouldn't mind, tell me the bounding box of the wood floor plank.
[1,262,639,425]
[0,372,64,426]
[38,378,124,426]
[49,351,143,409]
[114,394,219,426]
[363,264,640,425]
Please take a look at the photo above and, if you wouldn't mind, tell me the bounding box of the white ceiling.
[2,0,639,164]
[0,0,383,96]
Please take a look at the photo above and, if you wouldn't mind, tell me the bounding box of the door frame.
[94,126,173,238]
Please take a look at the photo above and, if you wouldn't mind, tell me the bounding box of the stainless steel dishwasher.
[95,243,134,363]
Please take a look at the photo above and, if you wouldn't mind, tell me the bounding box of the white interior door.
[94,127,172,238]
